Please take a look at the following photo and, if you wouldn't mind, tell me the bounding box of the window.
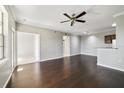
[0,6,9,62]
[0,11,4,60]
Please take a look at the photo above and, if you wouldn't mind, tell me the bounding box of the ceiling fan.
[60,11,87,26]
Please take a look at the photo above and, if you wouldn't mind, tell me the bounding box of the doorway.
[63,35,70,57]
[17,32,40,65]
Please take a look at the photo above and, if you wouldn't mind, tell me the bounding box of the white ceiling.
[11,5,124,35]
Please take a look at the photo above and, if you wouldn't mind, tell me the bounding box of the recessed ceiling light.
[112,23,116,27]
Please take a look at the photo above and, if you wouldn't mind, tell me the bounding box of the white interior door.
[63,35,70,57]
[17,32,40,65]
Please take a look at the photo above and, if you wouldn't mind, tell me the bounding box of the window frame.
[0,11,4,60]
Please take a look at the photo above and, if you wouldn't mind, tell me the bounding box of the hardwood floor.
[7,55,124,88]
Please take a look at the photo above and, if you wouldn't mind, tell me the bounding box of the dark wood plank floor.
[7,55,124,88]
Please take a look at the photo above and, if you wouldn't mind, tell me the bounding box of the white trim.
[3,66,16,88]
[81,53,97,57]
[70,53,80,56]
[6,6,16,21]
[18,54,81,66]
[11,26,16,32]
[113,11,124,18]
[97,63,124,72]
[18,56,64,66]
[41,56,64,62]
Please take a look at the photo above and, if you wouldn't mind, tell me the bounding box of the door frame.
[11,27,16,68]
[17,31,41,65]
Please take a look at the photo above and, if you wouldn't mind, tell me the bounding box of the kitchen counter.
[97,47,118,49]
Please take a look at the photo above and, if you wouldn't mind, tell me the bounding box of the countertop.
[97,47,118,49]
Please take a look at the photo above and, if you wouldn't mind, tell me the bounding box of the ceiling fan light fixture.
[61,11,86,26]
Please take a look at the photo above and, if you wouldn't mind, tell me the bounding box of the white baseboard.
[3,66,16,88]
[18,56,64,66]
[18,54,81,66]
[97,63,124,72]
[81,53,97,57]
[40,56,64,62]
[70,53,80,56]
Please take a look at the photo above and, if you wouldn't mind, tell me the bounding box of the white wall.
[81,31,116,56]
[115,14,124,49]
[113,13,124,71]
[70,35,81,56]
[97,48,119,70]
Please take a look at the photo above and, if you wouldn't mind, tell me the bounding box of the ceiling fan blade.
[63,13,71,19]
[71,20,75,26]
[76,11,86,18]
[76,20,86,23]
[60,20,70,23]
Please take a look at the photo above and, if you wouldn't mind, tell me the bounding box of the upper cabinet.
[104,34,116,44]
